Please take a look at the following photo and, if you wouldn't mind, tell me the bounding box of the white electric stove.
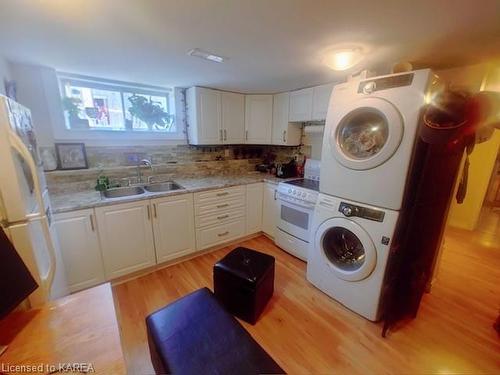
[276,159,320,261]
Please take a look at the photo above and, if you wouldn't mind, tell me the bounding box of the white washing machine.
[320,69,433,210]
[306,193,399,321]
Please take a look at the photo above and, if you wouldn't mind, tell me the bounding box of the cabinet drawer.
[194,186,245,207]
[196,219,245,250]
[195,196,245,217]
[195,207,245,228]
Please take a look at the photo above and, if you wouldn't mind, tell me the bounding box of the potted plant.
[62,97,89,129]
[127,95,174,131]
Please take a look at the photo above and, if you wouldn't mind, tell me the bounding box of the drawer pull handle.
[147,205,151,220]
[153,203,157,218]
[216,203,229,208]
[218,231,229,237]
[216,192,229,196]
[217,214,229,220]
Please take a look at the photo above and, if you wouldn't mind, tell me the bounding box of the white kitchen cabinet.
[186,87,222,145]
[272,92,302,146]
[262,183,280,238]
[221,91,245,143]
[196,218,246,250]
[187,87,245,145]
[246,183,263,234]
[54,208,105,292]
[151,193,196,264]
[289,87,313,122]
[95,200,156,279]
[194,186,246,250]
[312,83,334,121]
[244,95,273,144]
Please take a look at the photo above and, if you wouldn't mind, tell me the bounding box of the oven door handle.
[279,196,315,210]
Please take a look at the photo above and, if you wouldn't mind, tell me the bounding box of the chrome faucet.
[136,159,152,183]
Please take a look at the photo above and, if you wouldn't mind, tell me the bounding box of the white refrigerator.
[0,94,67,307]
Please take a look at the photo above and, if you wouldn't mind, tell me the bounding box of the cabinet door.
[272,92,302,146]
[54,209,105,292]
[289,87,313,122]
[151,194,196,263]
[246,183,263,234]
[312,83,334,121]
[187,87,221,145]
[95,201,155,279]
[221,91,245,143]
[245,95,273,144]
[272,92,289,145]
[262,183,279,238]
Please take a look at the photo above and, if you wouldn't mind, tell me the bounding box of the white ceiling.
[0,0,499,93]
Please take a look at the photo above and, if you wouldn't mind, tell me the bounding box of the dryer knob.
[363,81,376,94]
[342,206,353,216]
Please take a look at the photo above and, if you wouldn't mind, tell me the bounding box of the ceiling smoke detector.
[187,48,226,63]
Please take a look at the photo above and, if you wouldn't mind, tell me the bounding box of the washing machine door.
[315,217,377,281]
[329,97,404,170]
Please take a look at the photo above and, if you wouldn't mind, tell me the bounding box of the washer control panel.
[339,202,385,222]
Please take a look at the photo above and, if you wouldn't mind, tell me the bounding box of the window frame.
[55,73,184,142]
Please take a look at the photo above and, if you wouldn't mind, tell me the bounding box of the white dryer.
[320,69,433,210]
[306,193,399,321]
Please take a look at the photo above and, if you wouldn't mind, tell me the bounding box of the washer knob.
[342,206,353,216]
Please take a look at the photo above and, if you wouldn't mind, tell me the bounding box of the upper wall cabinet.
[245,95,273,144]
[289,84,334,122]
[272,92,302,146]
[289,88,313,122]
[186,87,245,145]
[221,91,245,143]
[187,87,222,145]
[312,83,334,121]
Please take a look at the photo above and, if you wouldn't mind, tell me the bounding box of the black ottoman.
[214,247,275,324]
[146,288,284,375]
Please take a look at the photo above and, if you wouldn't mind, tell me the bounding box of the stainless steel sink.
[144,181,184,193]
[102,186,145,199]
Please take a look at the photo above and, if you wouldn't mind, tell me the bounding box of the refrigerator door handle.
[8,131,56,296]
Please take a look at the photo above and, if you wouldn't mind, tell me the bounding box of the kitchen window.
[59,75,176,134]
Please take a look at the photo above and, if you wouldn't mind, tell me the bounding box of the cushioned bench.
[146,287,284,375]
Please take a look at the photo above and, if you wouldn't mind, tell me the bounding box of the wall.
[447,65,500,230]
[0,56,12,95]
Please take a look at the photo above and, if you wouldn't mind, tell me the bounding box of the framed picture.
[55,143,88,170]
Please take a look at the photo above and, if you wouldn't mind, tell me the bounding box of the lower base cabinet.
[151,194,196,263]
[246,183,263,234]
[196,218,246,250]
[262,183,279,238]
[54,208,105,292]
[95,200,156,279]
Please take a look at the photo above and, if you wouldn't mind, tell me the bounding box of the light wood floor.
[113,212,500,374]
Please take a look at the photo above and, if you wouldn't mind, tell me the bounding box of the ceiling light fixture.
[324,47,363,71]
[187,48,226,63]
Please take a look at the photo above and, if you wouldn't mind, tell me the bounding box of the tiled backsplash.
[44,144,305,194]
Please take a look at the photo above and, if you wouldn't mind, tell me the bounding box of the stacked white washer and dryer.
[307,69,434,321]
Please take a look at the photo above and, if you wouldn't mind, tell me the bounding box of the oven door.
[277,198,313,242]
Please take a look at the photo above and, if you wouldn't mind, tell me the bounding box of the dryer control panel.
[358,73,414,94]
[339,202,385,222]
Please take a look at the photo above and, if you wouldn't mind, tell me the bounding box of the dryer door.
[315,217,377,281]
[328,97,404,170]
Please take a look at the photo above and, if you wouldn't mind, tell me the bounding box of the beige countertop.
[50,172,291,214]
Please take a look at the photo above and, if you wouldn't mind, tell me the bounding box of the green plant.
[61,96,82,118]
[127,95,174,131]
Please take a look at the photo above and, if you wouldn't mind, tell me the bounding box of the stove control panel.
[277,183,318,206]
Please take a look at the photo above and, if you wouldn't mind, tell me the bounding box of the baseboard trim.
[110,232,263,287]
